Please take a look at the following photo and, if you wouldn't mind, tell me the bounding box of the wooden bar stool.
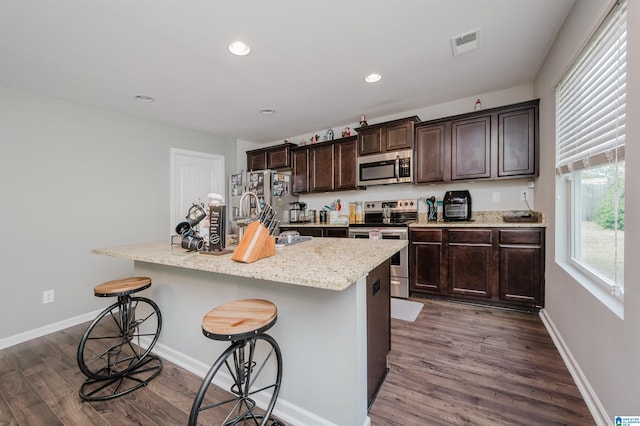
[77,276,163,401]
[189,299,285,426]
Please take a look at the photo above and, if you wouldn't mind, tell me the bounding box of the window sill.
[557,260,624,319]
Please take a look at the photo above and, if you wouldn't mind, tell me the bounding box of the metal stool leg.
[77,294,163,401]
[189,334,284,426]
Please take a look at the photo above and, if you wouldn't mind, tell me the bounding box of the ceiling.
[0,0,575,144]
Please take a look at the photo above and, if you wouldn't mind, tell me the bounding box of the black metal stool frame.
[77,290,163,401]
[188,333,284,426]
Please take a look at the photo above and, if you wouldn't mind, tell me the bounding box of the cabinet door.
[386,121,414,151]
[411,243,444,293]
[448,229,493,298]
[449,245,492,298]
[267,145,291,169]
[410,229,446,294]
[499,229,544,307]
[325,227,348,238]
[292,149,308,194]
[247,151,267,171]
[334,138,357,190]
[298,227,323,237]
[309,144,334,192]
[498,107,536,177]
[358,127,383,155]
[415,124,446,183]
[451,115,491,180]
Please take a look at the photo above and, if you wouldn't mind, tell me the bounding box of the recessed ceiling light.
[260,109,276,115]
[364,73,382,83]
[228,41,251,56]
[134,95,154,102]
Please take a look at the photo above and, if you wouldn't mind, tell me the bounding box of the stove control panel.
[364,199,418,212]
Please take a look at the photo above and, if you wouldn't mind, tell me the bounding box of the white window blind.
[556,0,626,175]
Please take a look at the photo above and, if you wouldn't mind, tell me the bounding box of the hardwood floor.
[0,298,594,425]
[369,297,594,426]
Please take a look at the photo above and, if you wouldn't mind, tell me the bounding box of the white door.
[170,148,225,235]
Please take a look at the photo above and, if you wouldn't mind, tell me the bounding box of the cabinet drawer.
[410,229,443,242]
[499,229,542,245]
[448,229,492,244]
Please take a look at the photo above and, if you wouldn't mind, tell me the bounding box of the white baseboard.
[539,309,610,426]
[0,308,103,350]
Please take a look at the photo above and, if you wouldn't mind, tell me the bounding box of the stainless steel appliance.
[229,170,298,235]
[443,190,472,221]
[356,149,413,187]
[348,199,417,298]
[288,201,308,223]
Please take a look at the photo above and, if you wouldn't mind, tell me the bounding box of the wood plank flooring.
[369,297,594,426]
[0,298,594,425]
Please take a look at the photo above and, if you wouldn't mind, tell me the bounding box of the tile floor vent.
[451,28,482,56]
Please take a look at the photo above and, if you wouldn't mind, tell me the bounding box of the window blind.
[556,0,626,175]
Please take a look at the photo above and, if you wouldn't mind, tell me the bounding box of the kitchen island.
[92,237,406,426]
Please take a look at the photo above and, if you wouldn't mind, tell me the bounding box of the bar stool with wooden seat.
[189,299,284,426]
[77,276,163,401]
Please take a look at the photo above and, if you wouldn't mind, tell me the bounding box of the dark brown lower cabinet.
[366,259,390,409]
[278,226,348,238]
[410,229,445,293]
[410,227,544,310]
[448,229,493,298]
[499,229,544,305]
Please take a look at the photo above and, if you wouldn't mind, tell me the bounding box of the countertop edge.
[91,239,406,292]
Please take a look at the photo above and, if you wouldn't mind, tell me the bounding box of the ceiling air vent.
[451,28,482,57]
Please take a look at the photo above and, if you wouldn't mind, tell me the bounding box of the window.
[556,0,626,297]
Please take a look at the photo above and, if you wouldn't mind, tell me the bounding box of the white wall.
[534,0,640,420]
[0,86,236,341]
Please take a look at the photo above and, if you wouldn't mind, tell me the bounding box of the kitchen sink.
[275,235,313,248]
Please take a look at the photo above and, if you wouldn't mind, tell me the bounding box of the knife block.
[231,221,276,263]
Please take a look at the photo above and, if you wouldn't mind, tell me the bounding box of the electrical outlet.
[492,192,501,203]
[520,191,527,200]
[42,289,54,304]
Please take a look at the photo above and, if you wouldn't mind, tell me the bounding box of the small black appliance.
[443,190,472,221]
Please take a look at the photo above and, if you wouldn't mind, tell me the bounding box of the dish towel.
[390,298,423,322]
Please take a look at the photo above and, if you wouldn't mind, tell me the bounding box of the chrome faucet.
[236,191,262,240]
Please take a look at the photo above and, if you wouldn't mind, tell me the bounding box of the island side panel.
[135,261,369,426]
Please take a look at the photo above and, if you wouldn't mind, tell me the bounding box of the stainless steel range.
[348,199,418,298]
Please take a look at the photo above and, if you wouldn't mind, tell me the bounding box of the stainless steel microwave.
[356,149,413,187]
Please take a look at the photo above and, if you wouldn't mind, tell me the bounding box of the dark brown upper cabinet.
[291,148,309,194]
[415,123,447,183]
[246,143,295,171]
[309,143,335,192]
[247,150,267,171]
[451,115,492,180]
[355,116,419,156]
[498,104,538,177]
[290,136,357,194]
[334,136,358,190]
[414,99,539,183]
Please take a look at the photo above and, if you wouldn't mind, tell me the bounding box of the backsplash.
[297,178,536,214]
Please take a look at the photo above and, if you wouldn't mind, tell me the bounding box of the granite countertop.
[410,210,547,228]
[92,238,406,291]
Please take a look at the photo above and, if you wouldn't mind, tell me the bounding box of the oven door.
[348,228,409,298]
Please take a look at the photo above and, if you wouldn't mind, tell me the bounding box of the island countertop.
[92,238,406,291]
